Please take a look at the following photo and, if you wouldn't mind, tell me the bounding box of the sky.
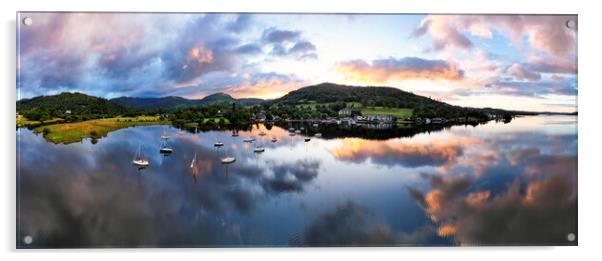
[17,13,577,112]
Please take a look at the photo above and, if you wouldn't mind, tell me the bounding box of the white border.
[2,0,601,260]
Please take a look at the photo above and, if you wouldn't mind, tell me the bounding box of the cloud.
[506,63,541,81]
[262,28,302,43]
[486,75,577,97]
[413,15,577,58]
[408,158,577,245]
[227,14,253,33]
[16,127,326,247]
[299,202,394,246]
[223,72,307,99]
[261,159,321,194]
[234,43,263,55]
[525,55,577,74]
[334,57,464,84]
[288,41,317,54]
[412,17,473,51]
[330,136,479,168]
[261,27,318,60]
[18,13,296,99]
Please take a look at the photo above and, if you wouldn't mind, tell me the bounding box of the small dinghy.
[289,132,296,136]
[243,137,255,142]
[271,137,278,142]
[221,156,236,164]
[314,133,322,137]
[295,130,301,134]
[214,141,224,147]
[253,146,265,153]
[258,131,267,136]
[160,146,173,154]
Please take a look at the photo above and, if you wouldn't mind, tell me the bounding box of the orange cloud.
[187,45,214,65]
[333,57,464,84]
[224,78,305,100]
[408,172,576,245]
[330,136,479,168]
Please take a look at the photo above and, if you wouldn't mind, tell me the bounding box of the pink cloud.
[414,15,577,58]
[506,63,541,81]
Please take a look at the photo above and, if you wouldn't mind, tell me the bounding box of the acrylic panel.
[16,12,578,248]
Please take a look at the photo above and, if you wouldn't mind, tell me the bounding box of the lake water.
[16,115,578,247]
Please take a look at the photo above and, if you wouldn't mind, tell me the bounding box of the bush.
[90,130,98,137]
[42,128,51,135]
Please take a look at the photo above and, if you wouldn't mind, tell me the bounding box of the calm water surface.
[16,115,577,247]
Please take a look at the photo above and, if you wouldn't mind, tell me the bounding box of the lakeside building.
[365,114,393,122]
[338,108,352,117]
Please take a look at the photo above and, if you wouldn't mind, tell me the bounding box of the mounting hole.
[23,235,33,244]
[566,20,576,29]
[567,233,576,242]
[22,17,33,26]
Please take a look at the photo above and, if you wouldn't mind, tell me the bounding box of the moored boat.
[132,144,150,167]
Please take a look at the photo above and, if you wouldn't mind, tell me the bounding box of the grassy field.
[360,107,413,118]
[201,117,230,124]
[16,115,63,128]
[33,116,169,144]
[293,102,413,119]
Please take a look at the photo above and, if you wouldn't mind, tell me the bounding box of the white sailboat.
[221,148,236,164]
[160,139,173,154]
[190,152,197,169]
[132,144,150,167]
[243,136,255,142]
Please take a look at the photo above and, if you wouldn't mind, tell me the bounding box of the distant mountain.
[198,92,236,105]
[111,93,263,110]
[17,92,131,116]
[111,96,202,110]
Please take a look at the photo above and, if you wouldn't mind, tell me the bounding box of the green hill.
[269,82,480,119]
[198,92,236,105]
[111,96,201,110]
[17,92,133,121]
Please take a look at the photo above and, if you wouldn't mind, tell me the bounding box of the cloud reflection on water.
[17,115,577,247]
